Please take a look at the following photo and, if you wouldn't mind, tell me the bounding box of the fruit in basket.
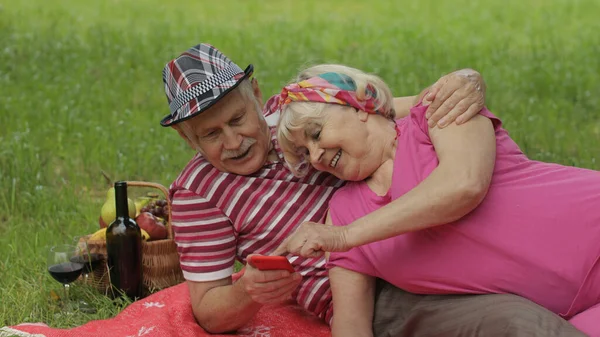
[136,212,168,240]
[134,197,153,217]
[139,198,169,220]
[100,188,136,226]
[140,228,151,241]
[90,228,107,241]
[106,187,115,200]
[89,226,150,241]
[98,216,108,229]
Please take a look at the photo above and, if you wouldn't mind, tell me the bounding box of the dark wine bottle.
[106,181,143,300]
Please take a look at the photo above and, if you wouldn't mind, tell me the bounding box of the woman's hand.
[272,222,350,258]
[425,69,486,128]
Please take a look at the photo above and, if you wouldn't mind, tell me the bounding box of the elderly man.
[160,43,585,336]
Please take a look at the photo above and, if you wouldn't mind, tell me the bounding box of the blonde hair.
[277,64,395,177]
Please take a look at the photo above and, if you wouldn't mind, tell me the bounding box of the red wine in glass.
[47,244,84,312]
[48,262,84,284]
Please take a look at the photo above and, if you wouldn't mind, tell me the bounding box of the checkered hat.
[160,43,253,126]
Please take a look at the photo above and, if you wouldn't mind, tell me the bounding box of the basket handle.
[126,181,174,240]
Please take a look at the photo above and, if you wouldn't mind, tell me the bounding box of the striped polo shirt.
[169,125,343,322]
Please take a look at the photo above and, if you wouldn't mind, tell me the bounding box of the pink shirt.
[328,103,600,319]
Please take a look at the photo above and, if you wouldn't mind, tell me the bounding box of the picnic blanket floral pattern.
[1,276,331,337]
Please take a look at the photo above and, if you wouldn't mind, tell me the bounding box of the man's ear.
[357,109,369,122]
[172,124,200,151]
[251,78,263,106]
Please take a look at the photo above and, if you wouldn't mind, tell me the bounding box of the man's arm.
[188,277,261,333]
[392,96,417,118]
[188,265,301,333]
[393,69,486,127]
[172,189,301,333]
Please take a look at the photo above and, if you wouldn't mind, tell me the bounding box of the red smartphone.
[248,255,295,273]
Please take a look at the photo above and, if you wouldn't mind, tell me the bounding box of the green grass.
[1,0,599,328]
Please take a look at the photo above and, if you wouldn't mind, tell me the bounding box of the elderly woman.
[272,65,600,337]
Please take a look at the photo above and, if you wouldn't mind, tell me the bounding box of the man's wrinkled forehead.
[186,90,248,131]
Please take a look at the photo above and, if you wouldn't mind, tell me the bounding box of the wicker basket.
[82,181,184,296]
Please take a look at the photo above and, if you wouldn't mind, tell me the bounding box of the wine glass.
[73,236,105,283]
[47,244,84,311]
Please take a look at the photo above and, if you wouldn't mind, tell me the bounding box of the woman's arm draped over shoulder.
[346,113,496,247]
[272,80,493,258]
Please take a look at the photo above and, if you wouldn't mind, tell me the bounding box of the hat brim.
[160,64,254,127]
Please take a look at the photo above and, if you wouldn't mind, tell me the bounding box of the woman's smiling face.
[286,104,386,181]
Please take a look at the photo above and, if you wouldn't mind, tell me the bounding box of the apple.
[99,215,108,229]
[136,212,168,240]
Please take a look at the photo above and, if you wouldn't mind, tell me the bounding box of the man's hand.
[241,254,302,304]
[273,222,350,258]
[425,69,486,128]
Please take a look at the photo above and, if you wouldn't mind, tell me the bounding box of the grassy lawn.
[1,0,599,329]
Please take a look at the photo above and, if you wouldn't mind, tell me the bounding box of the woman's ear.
[357,109,369,122]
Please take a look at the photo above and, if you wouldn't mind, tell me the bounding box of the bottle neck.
[114,182,129,218]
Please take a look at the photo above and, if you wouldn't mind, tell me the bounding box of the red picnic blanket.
[1,274,331,337]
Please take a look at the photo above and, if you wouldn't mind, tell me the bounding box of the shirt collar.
[265,126,285,166]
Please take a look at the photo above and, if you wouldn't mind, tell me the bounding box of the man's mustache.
[221,137,257,160]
